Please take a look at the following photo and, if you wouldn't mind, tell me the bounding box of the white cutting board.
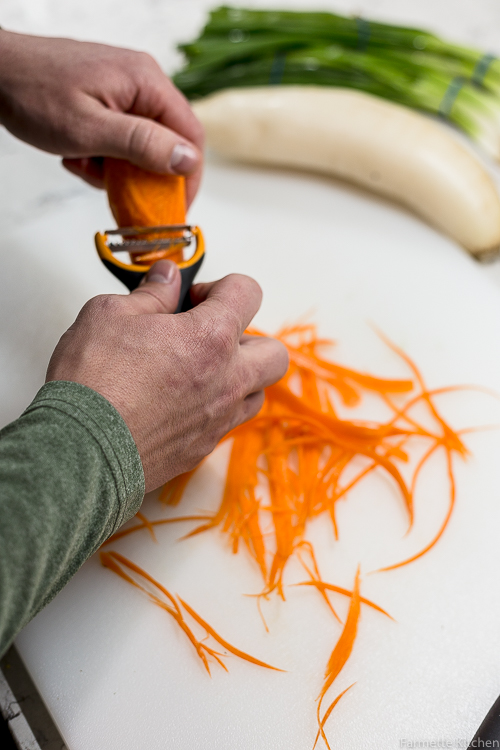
[8,155,500,750]
[1,1,500,749]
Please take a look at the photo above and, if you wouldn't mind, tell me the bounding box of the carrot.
[286,346,414,396]
[104,158,186,228]
[103,158,186,265]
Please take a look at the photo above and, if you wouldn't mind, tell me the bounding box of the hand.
[0,31,203,205]
[46,262,289,493]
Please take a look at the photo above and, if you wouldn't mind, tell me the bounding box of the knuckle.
[203,316,236,359]
[272,340,290,378]
[220,376,247,413]
[249,356,267,386]
[135,50,158,70]
[52,102,93,153]
[252,338,289,387]
[240,391,265,425]
[223,273,262,317]
[232,273,262,300]
[84,294,122,320]
[127,119,157,164]
[130,51,162,87]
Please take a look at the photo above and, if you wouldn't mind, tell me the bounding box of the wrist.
[0,30,22,125]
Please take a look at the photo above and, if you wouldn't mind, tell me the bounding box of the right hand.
[46,261,289,492]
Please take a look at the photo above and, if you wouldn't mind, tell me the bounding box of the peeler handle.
[95,227,205,313]
[468,694,500,748]
[100,259,144,293]
[177,254,205,313]
[100,257,204,313]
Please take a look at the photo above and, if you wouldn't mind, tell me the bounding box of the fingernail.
[170,143,198,174]
[144,260,177,284]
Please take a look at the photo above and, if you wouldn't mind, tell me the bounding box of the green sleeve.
[0,380,145,657]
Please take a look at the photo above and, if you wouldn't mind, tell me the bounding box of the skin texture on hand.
[46,261,289,493]
[0,30,203,205]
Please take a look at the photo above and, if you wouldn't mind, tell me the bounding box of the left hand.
[0,31,204,205]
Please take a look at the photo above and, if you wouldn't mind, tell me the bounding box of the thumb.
[97,108,201,176]
[128,260,182,314]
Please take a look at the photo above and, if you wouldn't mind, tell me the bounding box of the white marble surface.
[3,1,500,749]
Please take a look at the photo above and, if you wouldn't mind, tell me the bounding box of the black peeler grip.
[468,694,500,748]
[100,259,144,293]
[100,254,204,313]
[177,254,205,313]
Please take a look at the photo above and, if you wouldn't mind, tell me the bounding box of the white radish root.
[193,86,500,258]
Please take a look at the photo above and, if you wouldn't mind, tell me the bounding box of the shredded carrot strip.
[159,466,203,506]
[103,515,213,545]
[375,447,456,573]
[295,542,342,623]
[316,568,361,749]
[293,580,394,621]
[135,512,157,543]
[312,683,355,750]
[178,598,285,672]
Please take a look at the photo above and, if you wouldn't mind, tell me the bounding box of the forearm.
[0,30,51,137]
[0,381,144,657]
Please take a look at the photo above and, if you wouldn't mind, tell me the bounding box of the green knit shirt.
[0,380,145,657]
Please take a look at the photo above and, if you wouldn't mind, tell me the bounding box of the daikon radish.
[193,86,500,258]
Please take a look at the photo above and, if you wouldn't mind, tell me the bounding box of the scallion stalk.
[174,6,500,158]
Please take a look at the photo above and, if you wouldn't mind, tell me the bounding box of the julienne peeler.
[94,223,205,313]
[468,694,500,748]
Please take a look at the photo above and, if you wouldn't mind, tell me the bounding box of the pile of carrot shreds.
[100,316,479,749]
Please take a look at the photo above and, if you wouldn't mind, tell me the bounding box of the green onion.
[201,6,498,74]
[174,6,500,158]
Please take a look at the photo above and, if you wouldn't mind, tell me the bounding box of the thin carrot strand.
[293,580,394,620]
[312,683,356,750]
[178,597,286,672]
[374,448,456,573]
[316,568,361,749]
[103,515,214,545]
